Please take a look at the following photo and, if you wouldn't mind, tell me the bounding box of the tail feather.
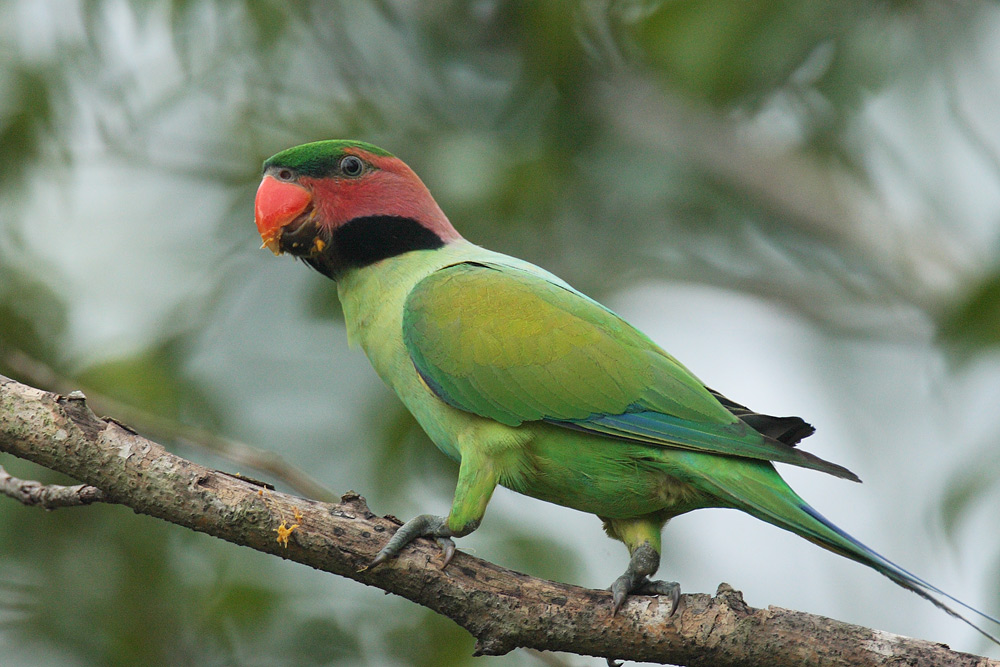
[695,465,1000,646]
[798,504,1000,645]
[706,387,816,446]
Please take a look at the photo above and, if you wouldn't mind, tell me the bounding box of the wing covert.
[403,261,858,481]
[403,261,729,427]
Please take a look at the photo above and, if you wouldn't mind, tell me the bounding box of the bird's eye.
[276,168,294,181]
[340,155,364,177]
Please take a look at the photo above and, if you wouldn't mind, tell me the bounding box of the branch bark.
[0,373,995,667]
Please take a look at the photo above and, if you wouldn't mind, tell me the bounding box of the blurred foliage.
[74,335,225,431]
[368,403,460,499]
[938,458,1000,543]
[2,0,1000,664]
[384,611,479,667]
[637,0,839,104]
[0,65,57,185]
[0,263,67,361]
[940,270,1000,354]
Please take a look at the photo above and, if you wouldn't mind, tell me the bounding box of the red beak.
[254,175,313,255]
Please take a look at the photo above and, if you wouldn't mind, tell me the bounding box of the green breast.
[336,241,514,462]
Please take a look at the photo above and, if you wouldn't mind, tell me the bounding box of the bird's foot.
[636,579,681,616]
[368,514,454,570]
[609,543,680,616]
[611,575,682,617]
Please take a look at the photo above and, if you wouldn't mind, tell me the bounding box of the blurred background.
[2,1,1000,665]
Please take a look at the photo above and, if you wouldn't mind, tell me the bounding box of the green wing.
[403,261,857,480]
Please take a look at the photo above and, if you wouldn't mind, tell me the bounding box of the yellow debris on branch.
[256,488,304,548]
[275,520,299,548]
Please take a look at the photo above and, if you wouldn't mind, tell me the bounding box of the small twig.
[1,349,336,502]
[0,463,107,509]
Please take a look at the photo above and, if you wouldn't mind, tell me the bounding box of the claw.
[610,574,632,616]
[636,579,682,616]
[436,536,456,569]
[365,549,390,571]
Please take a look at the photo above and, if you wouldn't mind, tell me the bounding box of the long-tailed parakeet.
[253,139,999,643]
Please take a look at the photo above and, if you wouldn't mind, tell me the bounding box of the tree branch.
[0,373,995,666]
[0,463,107,508]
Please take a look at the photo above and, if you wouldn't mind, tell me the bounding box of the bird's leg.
[610,543,657,614]
[370,452,497,569]
[605,518,681,616]
[610,543,681,615]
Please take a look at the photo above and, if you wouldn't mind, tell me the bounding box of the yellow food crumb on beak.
[261,234,283,256]
[312,238,326,253]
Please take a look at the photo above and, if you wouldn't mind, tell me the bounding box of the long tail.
[697,463,1000,646]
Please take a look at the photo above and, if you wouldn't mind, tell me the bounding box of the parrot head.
[254,140,461,278]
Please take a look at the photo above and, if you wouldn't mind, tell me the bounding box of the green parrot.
[254,139,999,642]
